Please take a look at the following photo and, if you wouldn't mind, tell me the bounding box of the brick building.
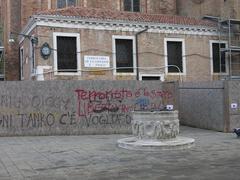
[0,0,240,80]
[20,7,222,81]
[177,0,240,19]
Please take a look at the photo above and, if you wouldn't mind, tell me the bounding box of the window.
[167,42,183,73]
[0,48,3,62]
[116,39,133,73]
[53,32,81,75]
[142,76,160,80]
[113,36,136,75]
[140,74,165,81]
[57,0,76,8]
[164,38,186,74]
[124,0,140,12]
[57,37,77,72]
[210,41,227,74]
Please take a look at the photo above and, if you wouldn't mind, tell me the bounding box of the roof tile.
[36,7,216,27]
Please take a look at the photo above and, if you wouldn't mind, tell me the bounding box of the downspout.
[135,26,148,80]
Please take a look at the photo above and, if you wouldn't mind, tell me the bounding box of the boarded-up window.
[116,39,133,73]
[167,41,183,73]
[57,36,77,72]
[212,43,226,73]
[124,0,140,12]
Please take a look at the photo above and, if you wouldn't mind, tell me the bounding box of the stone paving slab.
[0,126,239,180]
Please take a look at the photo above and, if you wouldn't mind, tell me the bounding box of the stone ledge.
[117,136,195,151]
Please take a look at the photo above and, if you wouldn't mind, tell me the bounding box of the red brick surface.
[1,0,239,80]
[36,6,216,27]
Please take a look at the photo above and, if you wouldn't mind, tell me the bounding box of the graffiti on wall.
[0,84,175,133]
[0,95,70,110]
[75,87,173,116]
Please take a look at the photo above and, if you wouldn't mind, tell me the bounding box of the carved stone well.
[117,111,195,151]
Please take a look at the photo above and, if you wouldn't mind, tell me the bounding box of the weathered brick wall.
[235,0,240,20]
[0,1,7,50]
[0,1,4,41]
[84,0,120,11]
[0,2,2,22]
[22,25,219,82]
[2,0,50,80]
[49,0,176,14]
[21,0,48,28]
[50,0,84,9]
[177,0,240,19]
[3,0,21,80]
[147,0,176,15]
[138,33,215,82]
[3,0,240,81]
[19,39,32,81]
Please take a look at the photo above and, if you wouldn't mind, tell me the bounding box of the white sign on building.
[231,103,238,109]
[84,56,110,68]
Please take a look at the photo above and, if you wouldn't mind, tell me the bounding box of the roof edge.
[20,14,219,43]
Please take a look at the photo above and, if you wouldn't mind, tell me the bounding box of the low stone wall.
[0,81,178,136]
[228,81,240,131]
[179,80,240,132]
[179,81,226,132]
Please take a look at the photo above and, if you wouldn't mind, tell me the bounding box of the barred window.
[116,39,134,73]
[212,43,226,73]
[57,36,77,72]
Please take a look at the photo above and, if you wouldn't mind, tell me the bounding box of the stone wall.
[179,80,240,133]
[227,81,240,131]
[1,80,240,136]
[179,81,226,132]
[0,80,178,136]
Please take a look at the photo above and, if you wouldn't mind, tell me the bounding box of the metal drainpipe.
[135,26,148,80]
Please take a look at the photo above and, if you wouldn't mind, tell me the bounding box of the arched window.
[57,0,76,8]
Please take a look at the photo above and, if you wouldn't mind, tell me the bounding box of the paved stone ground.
[0,126,239,180]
